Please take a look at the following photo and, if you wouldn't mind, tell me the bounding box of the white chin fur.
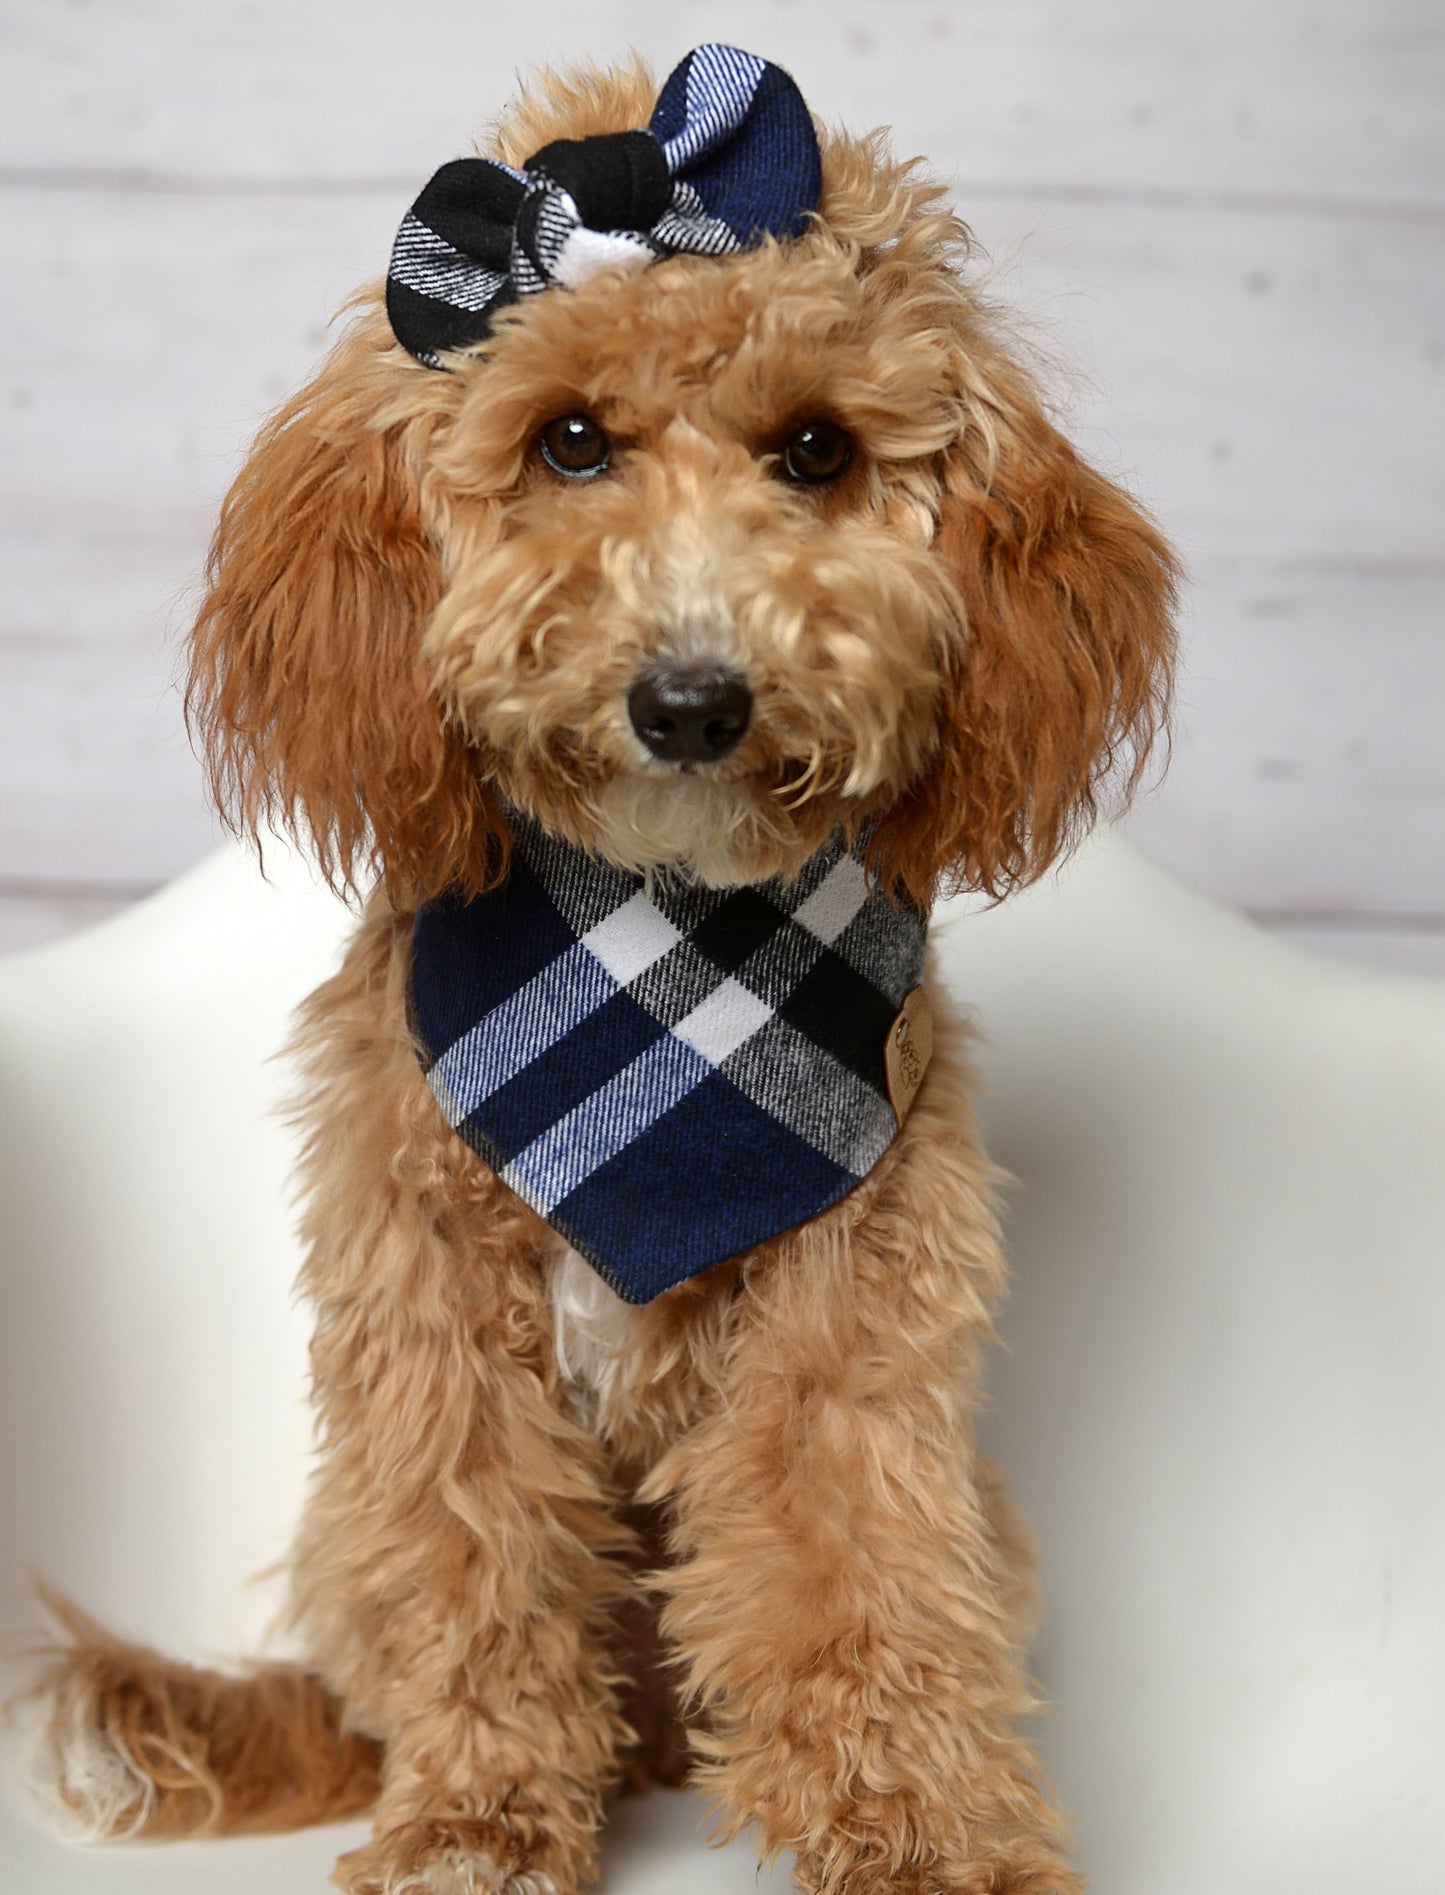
[549,1245,642,1430]
[589,774,805,887]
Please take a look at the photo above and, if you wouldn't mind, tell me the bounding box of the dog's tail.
[14,1586,381,1840]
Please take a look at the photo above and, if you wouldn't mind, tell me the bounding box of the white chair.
[3,832,1442,1894]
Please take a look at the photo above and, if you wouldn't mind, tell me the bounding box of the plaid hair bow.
[386,44,823,367]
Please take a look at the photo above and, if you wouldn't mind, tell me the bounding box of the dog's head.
[188,55,1177,908]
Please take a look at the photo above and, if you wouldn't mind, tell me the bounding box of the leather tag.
[885,986,934,1123]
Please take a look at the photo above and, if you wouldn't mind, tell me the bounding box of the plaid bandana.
[409,816,930,1303]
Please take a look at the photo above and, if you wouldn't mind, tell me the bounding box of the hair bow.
[386,45,822,368]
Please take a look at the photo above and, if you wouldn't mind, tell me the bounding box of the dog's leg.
[645,1091,1078,1895]
[301,1318,632,1895]
[294,1211,632,1895]
[288,915,635,1895]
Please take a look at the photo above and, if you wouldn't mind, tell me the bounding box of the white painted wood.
[0,635,217,884]
[0,191,396,528]
[1126,557,1445,916]
[1,0,1440,207]
[1,188,391,888]
[1,5,1441,955]
[969,198,1445,563]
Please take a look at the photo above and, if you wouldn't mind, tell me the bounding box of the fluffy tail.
[16,1587,381,1840]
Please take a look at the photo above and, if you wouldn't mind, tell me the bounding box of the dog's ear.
[874,344,1179,904]
[186,318,502,901]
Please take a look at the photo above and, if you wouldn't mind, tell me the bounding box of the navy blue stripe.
[410,857,574,1067]
[463,988,665,1161]
[553,1069,854,1302]
[652,50,820,243]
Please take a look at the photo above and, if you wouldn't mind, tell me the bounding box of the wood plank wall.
[2,1,1441,969]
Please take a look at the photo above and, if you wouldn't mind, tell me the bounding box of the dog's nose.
[628,667,752,763]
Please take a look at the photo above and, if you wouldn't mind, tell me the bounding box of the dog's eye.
[538,414,611,480]
[780,421,853,486]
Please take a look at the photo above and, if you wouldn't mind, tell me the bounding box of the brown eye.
[538,413,611,479]
[780,420,853,486]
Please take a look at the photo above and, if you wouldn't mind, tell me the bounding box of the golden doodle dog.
[29,44,1176,1895]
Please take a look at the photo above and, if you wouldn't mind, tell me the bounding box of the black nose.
[628,667,752,763]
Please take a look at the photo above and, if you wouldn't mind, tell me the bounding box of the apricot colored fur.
[20,1586,380,1839]
[29,54,1177,1895]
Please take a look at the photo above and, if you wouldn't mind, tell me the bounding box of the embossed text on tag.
[885,985,934,1122]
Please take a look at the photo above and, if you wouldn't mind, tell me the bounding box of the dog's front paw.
[333,1818,562,1895]
[795,1842,1081,1895]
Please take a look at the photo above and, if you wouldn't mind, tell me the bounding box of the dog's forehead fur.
[418,247,965,582]
[428,248,963,520]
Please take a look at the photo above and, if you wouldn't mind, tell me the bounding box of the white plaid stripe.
[429,850,871,1140]
[429,890,680,1127]
[651,181,745,258]
[429,940,613,1128]
[790,853,870,944]
[672,977,774,1063]
[583,890,683,982]
[658,45,766,172]
[551,226,659,289]
[513,183,582,295]
[505,971,775,1214]
[388,213,509,311]
[504,1034,710,1212]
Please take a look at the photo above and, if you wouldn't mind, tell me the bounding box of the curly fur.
[29,54,1177,1895]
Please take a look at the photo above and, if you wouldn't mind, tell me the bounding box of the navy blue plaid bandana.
[387,44,823,367]
[408,817,931,1304]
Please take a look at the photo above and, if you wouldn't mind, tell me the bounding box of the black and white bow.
[386,44,823,367]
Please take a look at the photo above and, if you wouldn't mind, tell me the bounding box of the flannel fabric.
[387,43,822,366]
[409,815,928,1303]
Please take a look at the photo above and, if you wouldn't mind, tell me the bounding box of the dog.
[27,45,1176,1895]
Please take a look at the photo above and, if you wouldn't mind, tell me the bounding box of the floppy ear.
[186,317,502,902]
[874,346,1179,904]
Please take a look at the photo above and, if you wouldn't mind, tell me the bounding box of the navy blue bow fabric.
[387,45,822,367]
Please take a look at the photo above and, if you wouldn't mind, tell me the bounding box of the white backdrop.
[0,0,1441,967]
